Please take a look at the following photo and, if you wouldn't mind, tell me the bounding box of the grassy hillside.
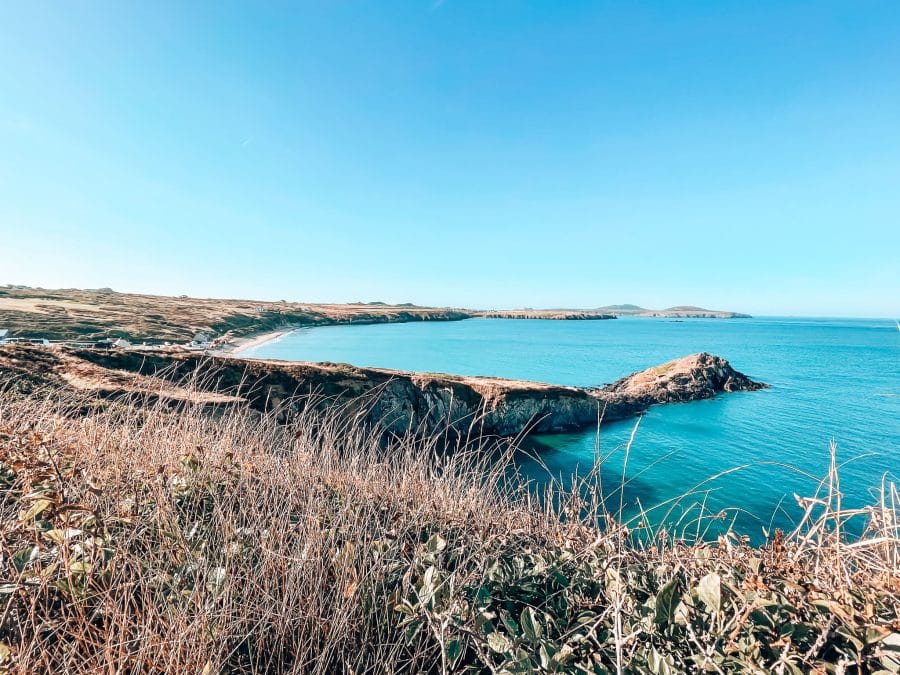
[0,286,470,344]
[0,385,897,673]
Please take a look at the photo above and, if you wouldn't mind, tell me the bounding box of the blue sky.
[1,1,898,317]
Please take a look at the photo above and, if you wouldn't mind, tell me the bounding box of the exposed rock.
[4,346,766,437]
[592,352,767,422]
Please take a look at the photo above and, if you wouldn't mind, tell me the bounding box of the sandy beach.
[221,328,297,356]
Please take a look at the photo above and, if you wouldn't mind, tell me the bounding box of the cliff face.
[48,348,766,437]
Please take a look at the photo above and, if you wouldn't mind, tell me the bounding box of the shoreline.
[221,328,298,356]
[216,310,752,358]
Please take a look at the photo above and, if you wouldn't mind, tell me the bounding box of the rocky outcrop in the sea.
[591,352,767,422]
[41,347,767,437]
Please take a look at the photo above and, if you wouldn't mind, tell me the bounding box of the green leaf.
[520,607,542,641]
[422,565,435,591]
[445,638,464,668]
[553,643,575,666]
[69,561,92,575]
[19,498,52,521]
[877,631,900,651]
[12,546,38,572]
[487,632,513,654]
[696,572,721,614]
[43,528,82,544]
[539,643,554,670]
[475,585,492,607]
[499,610,520,635]
[205,566,226,595]
[44,529,65,544]
[674,601,691,626]
[404,619,423,642]
[425,533,447,554]
[879,632,900,672]
[647,647,678,675]
[654,577,680,626]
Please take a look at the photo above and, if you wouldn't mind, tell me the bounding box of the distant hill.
[597,304,645,311]
[644,306,751,319]
[594,304,751,319]
[482,304,750,319]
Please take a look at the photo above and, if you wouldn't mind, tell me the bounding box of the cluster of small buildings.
[0,329,50,346]
[0,329,215,351]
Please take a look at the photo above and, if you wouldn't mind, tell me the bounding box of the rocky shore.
[477,310,617,320]
[1,345,766,437]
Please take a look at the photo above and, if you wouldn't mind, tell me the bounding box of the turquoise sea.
[243,317,900,538]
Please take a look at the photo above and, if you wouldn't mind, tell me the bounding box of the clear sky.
[1,1,898,317]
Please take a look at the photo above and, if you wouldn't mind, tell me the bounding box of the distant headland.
[0,285,751,347]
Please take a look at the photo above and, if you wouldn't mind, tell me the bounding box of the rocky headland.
[0,345,766,437]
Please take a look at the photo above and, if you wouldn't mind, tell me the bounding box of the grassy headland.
[0,345,765,437]
[0,286,470,345]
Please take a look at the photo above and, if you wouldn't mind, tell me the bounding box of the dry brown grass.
[0,286,470,344]
[0,388,897,673]
[0,392,542,673]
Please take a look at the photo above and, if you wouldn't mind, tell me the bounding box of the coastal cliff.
[2,346,766,437]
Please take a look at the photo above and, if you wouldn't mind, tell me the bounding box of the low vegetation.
[0,387,898,673]
[0,286,469,344]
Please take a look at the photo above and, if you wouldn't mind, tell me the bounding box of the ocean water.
[243,317,900,538]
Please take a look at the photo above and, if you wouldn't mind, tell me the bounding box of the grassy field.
[0,382,897,673]
[0,286,471,344]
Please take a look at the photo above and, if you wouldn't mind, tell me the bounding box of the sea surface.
[243,317,900,539]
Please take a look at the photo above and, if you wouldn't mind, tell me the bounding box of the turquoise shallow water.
[243,317,900,538]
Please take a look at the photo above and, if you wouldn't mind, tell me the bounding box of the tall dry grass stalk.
[0,388,898,673]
